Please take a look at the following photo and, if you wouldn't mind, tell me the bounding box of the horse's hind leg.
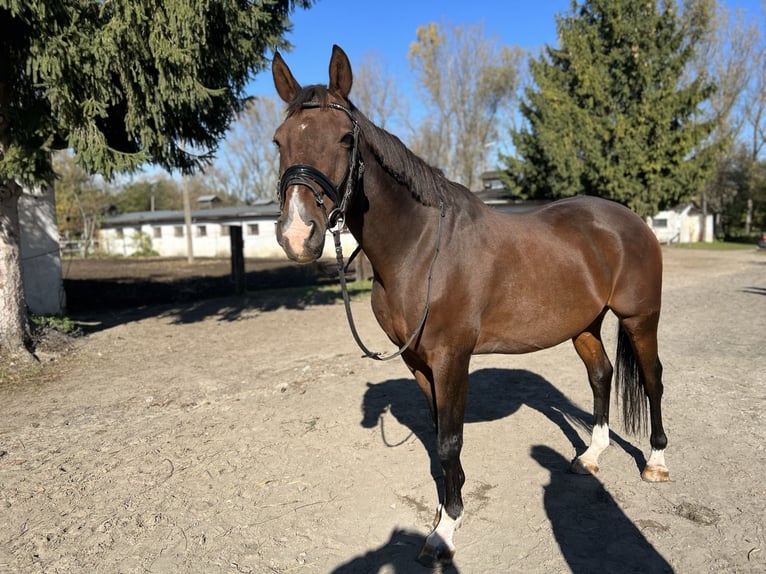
[570,313,613,475]
[620,314,669,482]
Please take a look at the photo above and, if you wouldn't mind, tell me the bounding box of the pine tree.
[507,0,720,218]
[0,0,311,360]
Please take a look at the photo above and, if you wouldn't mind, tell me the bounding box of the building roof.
[103,191,557,229]
[102,201,280,228]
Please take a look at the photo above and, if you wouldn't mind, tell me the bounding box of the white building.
[646,203,714,244]
[99,201,358,259]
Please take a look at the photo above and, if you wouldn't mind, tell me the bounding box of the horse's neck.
[347,159,438,275]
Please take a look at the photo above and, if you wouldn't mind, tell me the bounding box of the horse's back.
[465,196,662,353]
[506,195,661,279]
[527,195,661,298]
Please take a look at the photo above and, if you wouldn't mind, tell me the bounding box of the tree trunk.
[1,60,34,363]
[0,180,33,361]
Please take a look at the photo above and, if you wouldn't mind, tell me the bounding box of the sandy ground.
[1,247,765,573]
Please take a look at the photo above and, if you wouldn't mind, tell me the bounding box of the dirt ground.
[1,247,765,573]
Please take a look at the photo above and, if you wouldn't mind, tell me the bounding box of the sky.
[248,0,765,102]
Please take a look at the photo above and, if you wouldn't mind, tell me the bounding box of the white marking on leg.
[573,422,610,474]
[422,504,463,560]
[642,447,670,481]
[646,448,666,469]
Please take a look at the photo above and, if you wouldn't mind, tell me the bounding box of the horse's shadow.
[531,445,673,573]
[361,368,646,497]
[353,368,666,573]
[330,529,461,574]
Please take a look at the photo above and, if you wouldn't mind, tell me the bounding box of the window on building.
[174,226,184,237]
[197,225,207,237]
[247,223,260,236]
[116,228,124,239]
[153,227,162,239]
[653,219,668,228]
[221,225,230,237]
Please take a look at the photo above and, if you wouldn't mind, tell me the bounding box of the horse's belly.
[473,331,570,355]
[473,301,603,355]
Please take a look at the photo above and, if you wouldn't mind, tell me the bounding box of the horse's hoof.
[570,457,599,475]
[642,465,670,482]
[419,505,461,566]
[418,542,455,567]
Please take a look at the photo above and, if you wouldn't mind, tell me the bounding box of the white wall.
[100,219,358,260]
[647,208,714,244]
[19,185,66,315]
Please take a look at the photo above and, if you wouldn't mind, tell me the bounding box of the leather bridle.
[275,99,445,362]
[276,101,364,230]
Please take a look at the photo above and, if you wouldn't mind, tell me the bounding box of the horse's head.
[272,45,361,263]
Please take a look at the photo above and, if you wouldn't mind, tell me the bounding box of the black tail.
[614,324,648,435]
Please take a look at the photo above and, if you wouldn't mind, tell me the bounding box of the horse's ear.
[272,51,301,103]
[328,45,353,99]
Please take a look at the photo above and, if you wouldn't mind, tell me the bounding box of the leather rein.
[277,101,445,361]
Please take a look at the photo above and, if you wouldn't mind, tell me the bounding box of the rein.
[278,101,445,361]
[332,200,445,361]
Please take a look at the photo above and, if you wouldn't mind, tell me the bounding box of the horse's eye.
[272,139,281,149]
[340,133,354,147]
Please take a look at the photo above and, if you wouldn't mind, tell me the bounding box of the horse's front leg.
[410,352,470,565]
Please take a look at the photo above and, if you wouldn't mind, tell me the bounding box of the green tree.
[507,0,719,217]
[112,177,180,214]
[711,146,766,239]
[0,0,311,360]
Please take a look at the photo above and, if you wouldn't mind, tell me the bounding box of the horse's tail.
[614,323,648,435]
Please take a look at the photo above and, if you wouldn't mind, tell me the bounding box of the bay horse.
[271,45,669,564]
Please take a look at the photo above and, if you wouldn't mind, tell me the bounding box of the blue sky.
[248,0,765,101]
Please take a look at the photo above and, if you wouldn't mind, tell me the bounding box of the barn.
[98,200,358,259]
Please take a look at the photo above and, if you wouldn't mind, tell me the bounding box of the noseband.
[276,99,445,362]
[277,101,364,229]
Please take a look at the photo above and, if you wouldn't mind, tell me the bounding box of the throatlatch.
[278,100,445,361]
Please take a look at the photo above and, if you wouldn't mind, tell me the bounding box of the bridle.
[276,100,445,362]
[276,101,364,230]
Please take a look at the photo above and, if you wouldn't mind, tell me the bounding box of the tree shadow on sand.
[531,445,673,573]
[70,282,371,333]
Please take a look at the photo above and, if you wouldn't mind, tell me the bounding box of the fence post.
[229,225,245,294]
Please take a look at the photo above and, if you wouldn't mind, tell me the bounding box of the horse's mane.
[286,85,471,208]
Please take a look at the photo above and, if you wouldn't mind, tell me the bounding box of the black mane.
[286,85,472,208]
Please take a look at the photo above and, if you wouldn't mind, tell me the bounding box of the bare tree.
[737,2,766,234]
[202,96,282,203]
[350,51,407,131]
[52,152,112,257]
[695,0,765,233]
[408,21,524,189]
[740,1,766,163]
[693,1,757,147]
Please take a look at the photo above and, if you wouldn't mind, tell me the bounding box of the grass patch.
[30,314,81,334]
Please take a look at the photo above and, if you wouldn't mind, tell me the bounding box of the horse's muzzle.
[276,195,326,263]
